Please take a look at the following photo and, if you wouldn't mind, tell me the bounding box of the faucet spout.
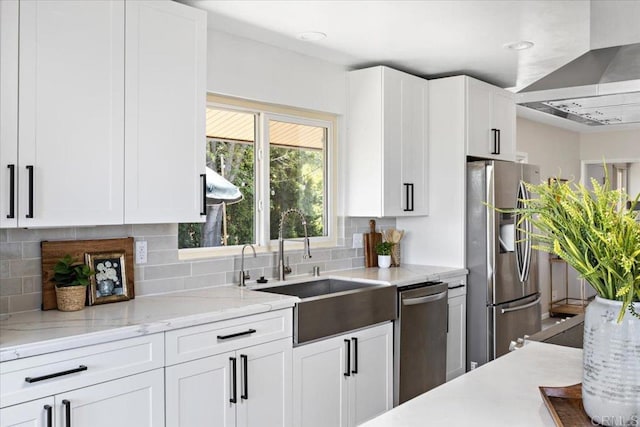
[239,244,256,287]
[278,208,312,280]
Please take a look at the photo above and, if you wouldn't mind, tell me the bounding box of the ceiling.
[183,0,640,132]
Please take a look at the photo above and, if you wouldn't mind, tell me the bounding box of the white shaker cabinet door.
[349,323,393,426]
[491,89,516,161]
[293,334,349,427]
[124,0,207,224]
[447,294,467,381]
[236,339,292,427]
[55,369,164,427]
[0,0,19,228]
[17,0,125,227]
[0,397,54,427]
[166,352,236,427]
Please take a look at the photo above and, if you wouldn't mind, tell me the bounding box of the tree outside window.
[179,107,328,249]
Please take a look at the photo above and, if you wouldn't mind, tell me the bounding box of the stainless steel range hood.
[516,43,640,126]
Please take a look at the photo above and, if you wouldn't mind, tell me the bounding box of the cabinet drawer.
[446,276,467,299]
[165,309,292,365]
[0,334,163,409]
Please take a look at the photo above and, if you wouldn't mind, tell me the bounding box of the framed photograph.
[85,252,130,305]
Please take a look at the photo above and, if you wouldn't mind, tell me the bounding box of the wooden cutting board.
[364,219,382,268]
[41,237,135,310]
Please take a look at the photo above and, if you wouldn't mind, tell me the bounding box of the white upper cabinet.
[0,0,19,228]
[347,66,428,217]
[3,0,125,228]
[466,77,516,161]
[124,0,207,224]
[0,0,206,228]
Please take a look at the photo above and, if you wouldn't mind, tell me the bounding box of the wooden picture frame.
[85,252,130,305]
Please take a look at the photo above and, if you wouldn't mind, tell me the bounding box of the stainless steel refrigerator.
[466,159,542,367]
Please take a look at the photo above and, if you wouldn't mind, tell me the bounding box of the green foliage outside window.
[179,138,325,249]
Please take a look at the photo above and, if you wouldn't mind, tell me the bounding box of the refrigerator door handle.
[501,296,541,314]
[515,180,531,283]
[486,164,495,286]
[521,182,533,283]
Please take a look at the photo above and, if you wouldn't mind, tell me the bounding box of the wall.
[207,30,347,115]
[580,129,640,161]
[630,163,640,197]
[516,117,582,318]
[0,30,369,314]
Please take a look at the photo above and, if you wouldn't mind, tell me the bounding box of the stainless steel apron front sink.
[257,279,397,345]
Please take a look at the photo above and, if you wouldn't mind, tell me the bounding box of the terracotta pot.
[56,285,87,312]
[582,296,640,426]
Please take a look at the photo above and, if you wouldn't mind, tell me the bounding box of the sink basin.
[258,278,380,299]
[258,279,397,345]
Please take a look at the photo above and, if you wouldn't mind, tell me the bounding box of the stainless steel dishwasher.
[393,281,448,405]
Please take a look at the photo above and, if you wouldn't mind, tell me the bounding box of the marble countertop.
[0,264,466,362]
[0,286,298,362]
[361,342,583,427]
[247,264,467,291]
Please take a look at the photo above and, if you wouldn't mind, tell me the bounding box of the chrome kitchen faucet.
[239,244,256,287]
[278,208,312,280]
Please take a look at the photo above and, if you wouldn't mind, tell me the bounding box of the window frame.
[179,95,337,260]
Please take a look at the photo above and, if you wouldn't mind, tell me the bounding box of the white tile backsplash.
[0,217,395,314]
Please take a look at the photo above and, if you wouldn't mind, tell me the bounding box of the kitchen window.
[179,95,335,256]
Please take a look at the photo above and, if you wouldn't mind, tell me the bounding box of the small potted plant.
[375,242,394,269]
[51,254,92,312]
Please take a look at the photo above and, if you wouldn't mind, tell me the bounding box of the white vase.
[378,255,391,268]
[582,296,640,426]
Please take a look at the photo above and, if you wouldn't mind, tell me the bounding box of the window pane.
[178,108,255,248]
[269,120,326,240]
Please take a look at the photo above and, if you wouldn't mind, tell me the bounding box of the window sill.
[178,237,339,261]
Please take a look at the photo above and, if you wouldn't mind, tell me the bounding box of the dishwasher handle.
[402,290,447,306]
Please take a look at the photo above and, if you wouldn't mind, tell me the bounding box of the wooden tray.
[41,237,135,310]
[539,384,593,426]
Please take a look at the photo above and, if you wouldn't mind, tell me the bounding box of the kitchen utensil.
[364,219,382,267]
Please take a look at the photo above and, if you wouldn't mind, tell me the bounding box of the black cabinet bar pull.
[229,357,237,404]
[344,339,351,377]
[497,129,501,154]
[217,329,256,340]
[26,165,34,218]
[240,354,248,400]
[200,173,207,215]
[25,365,87,383]
[351,337,358,374]
[403,183,414,212]
[44,404,52,427]
[410,183,414,211]
[448,284,465,290]
[490,129,499,154]
[62,399,71,427]
[7,164,15,219]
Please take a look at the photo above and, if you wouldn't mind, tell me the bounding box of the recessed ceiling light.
[298,31,327,42]
[504,40,534,51]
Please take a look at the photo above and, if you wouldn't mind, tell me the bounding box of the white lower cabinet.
[293,323,393,427]
[446,276,467,381]
[0,396,53,427]
[166,338,292,427]
[0,369,164,427]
